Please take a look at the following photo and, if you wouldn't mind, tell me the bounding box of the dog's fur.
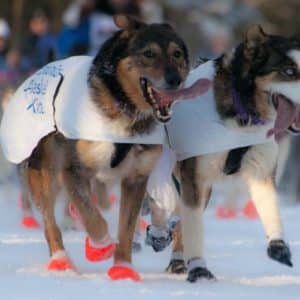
[174,26,300,282]
[20,15,189,269]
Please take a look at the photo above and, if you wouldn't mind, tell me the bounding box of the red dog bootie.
[47,251,76,272]
[140,218,148,232]
[109,194,117,205]
[85,236,116,262]
[22,216,41,229]
[216,206,237,219]
[243,200,258,219]
[107,263,141,282]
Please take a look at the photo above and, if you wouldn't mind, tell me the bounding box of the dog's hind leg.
[92,180,111,210]
[63,166,113,263]
[27,165,73,271]
[179,157,215,283]
[25,135,75,271]
[18,165,40,228]
[108,177,147,282]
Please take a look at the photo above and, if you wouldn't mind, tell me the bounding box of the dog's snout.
[165,71,182,89]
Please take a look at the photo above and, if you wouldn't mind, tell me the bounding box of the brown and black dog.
[19,15,189,279]
[175,25,300,282]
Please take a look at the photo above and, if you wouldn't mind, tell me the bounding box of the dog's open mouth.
[140,78,173,123]
[268,94,300,140]
[140,77,212,123]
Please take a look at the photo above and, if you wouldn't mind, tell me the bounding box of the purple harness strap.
[231,79,265,126]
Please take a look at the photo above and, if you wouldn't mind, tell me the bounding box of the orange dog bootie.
[85,236,116,262]
[216,206,237,219]
[22,216,41,229]
[47,251,76,272]
[243,200,258,219]
[107,263,141,282]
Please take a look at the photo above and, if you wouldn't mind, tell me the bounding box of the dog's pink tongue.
[153,78,212,107]
[267,95,298,141]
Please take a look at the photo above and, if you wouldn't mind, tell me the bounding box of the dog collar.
[231,78,265,126]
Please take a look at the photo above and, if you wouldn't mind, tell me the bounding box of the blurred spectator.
[0,19,11,69]
[139,0,163,24]
[22,9,58,71]
[58,0,162,57]
[0,49,25,84]
[198,17,232,58]
[88,0,142,55]
[58,0,93,57]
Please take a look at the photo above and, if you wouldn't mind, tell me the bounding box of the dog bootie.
[22,216,40,229]
[139,218,148,231]
[47,251,76,271]
[145,225,172,252]
[267,239,293,267]
[186,258,215,283]
[216,206,237,219]
[107,263,141,282]
[243,200,258,219]
[132,232,142,253]
[187,267,216,282]
[166,259,187,274]
[85,236,116,262]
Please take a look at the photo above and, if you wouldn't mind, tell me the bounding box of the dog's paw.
[145,225,172,252]
[267,239,293,267]
[107,264,141,282]
[22,216,41,229]
[166,259,187,274]
[187,267,216,283]
[47,251,76,272]
[85,236,116,262]
[132,241,142,253]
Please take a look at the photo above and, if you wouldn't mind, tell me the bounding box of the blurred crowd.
[0,0,265,93]
[0,0,163,94]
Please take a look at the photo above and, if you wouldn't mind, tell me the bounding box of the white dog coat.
[0,56,165,164]
[0,57,275,214]
[166,60,275,161]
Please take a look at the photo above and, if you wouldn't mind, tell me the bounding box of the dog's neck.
[213,52,269,126]
[88,31,156,136]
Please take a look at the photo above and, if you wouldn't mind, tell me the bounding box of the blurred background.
[0,0,299,214]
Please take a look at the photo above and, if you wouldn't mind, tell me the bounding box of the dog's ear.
[244,25,268,60]
[114,14,145,32]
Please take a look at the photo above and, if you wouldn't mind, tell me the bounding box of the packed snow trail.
[0,183,300,300]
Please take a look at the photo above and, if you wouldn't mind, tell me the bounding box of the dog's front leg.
[108,177,148,281]
[244,175,293,267]
[179,157,215,282]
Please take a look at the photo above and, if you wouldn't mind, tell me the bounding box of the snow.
[0,182,300,300]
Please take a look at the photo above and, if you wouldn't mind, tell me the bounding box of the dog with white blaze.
[144,25,300,282]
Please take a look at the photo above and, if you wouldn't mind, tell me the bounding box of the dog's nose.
[165,72,182,89]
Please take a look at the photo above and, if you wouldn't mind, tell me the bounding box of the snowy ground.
[0,182,300,300]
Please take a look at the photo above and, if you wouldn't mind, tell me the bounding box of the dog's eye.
[283,68,297,77]
[143,50,156,58]
[173,50,182,58]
